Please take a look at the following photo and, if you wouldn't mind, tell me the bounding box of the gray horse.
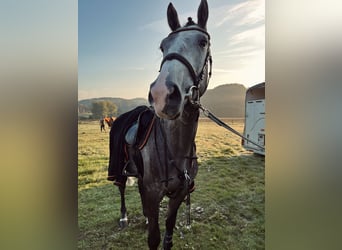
[110,1,211,249]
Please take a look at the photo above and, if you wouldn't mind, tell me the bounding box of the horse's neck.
[160,106,199,157]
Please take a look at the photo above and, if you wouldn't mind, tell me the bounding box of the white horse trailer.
[242,82,265,155]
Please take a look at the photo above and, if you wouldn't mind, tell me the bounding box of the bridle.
[159,26,212,105]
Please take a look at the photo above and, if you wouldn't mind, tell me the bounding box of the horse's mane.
[184,17,196,27]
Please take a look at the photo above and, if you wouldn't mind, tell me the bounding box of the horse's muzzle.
[149,80,182,119]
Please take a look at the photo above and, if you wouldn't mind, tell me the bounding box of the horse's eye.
[199,39,207,48]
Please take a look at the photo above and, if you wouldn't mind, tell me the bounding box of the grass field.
[78,118,264,249]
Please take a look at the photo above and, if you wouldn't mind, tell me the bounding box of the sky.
[78,0,264,100]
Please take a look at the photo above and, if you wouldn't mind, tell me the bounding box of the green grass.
[78,119,264,249]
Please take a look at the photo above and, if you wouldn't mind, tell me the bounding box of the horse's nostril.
[166,81,181,102]
[169,85,175,94]
[164,81,181,117]
[168,87,181,102]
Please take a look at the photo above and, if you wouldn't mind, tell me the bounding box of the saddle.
[125,109,155,148]
[122,109,155,177]
[107,106,155,185]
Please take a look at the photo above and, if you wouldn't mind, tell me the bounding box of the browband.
[168,27,211,40]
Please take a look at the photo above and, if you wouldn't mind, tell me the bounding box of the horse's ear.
[167,3,181,31]
[197,0,209,30]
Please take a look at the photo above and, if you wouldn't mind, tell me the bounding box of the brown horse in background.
[100,117,116,132]
[104,117,115,128]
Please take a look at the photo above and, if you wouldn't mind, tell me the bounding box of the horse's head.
[149,0,211,119]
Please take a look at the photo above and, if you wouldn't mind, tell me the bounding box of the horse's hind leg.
[118,176,128,228]
[163,193,187,250]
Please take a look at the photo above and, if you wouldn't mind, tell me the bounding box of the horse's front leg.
[163,192,187,250]
[147,213,161,250]
[140,187,161,250]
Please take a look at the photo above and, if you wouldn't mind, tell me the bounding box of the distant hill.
[78,97,149,117]
[200,83,246,117]
[78,83,247,118]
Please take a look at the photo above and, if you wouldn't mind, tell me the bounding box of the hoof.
[163,234,173,250]
[119,217,128,228]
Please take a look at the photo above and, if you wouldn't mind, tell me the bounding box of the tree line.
[91,100,118,119]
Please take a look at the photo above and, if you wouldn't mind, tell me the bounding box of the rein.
[198,103,265,151]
